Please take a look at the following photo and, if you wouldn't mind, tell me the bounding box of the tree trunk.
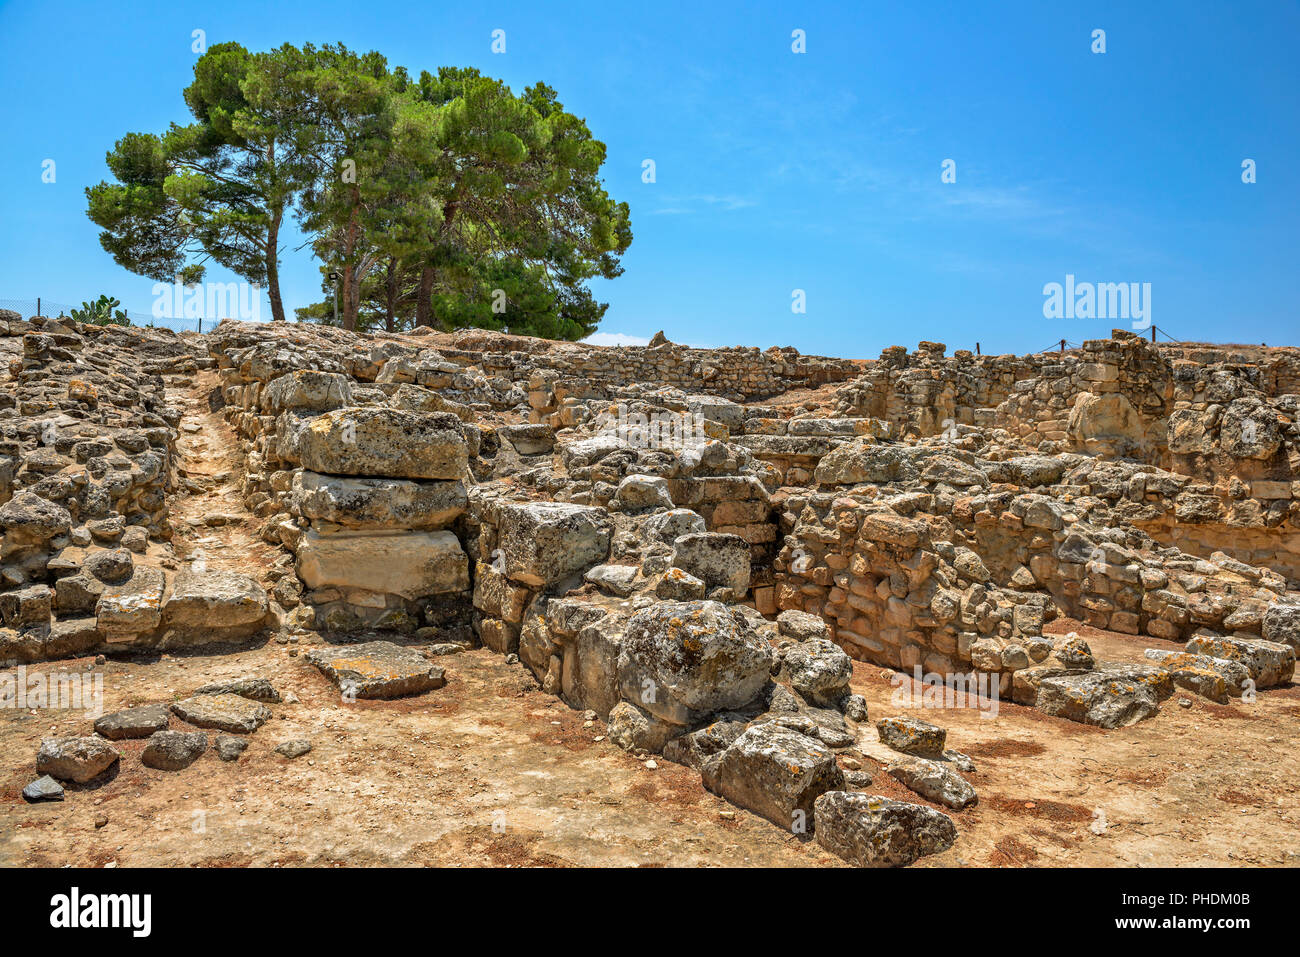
[384,259,399,333]
[340,195,361,331]
[415,262,436,328]
[266,207,285,322]
[416,201,458,329]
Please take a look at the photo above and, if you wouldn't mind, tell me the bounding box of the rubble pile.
[5,312,1297,868]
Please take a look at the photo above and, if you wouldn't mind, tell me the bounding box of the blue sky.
[0,0,1296,356]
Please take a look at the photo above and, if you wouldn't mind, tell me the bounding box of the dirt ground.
[2,365,1297,869]
[2,619,1296,868]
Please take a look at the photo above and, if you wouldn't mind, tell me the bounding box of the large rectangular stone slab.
[297,407,467,479]
[171,693,271,734]
[306,640,446,699]
[162,570,269,638]
[296,529,469,600]
[294,470,466,530]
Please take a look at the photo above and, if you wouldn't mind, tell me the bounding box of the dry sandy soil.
[1,365,1297,869]
[2,620,1296,868]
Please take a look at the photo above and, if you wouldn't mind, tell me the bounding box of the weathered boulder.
[583,564,640,597]
[606,701,678,752]
[171,693,272,733]
[876,715,947,758]
[1185,634,1294,688]
[643,508,706,545]
[1034,671,1161,728]
[1143,649,1252,702]
[670,532,750,595]
[886,757,977,809]
[293,471,466,530]
[36,736,119,783]
[497,501,612,587]
[702,723,844,831]
[94,703,171,740]
[813,791,957,867]
[214,735,248,762]
[777,609,830,642]
[1261,604,1300,653]
[141,730,208,771]
[306,640,447,699]
[781,638,853,706]
[274,739,312,759]
[162,570,269,639]
[296,407,467,479]
[296,529,468,600]
[655,566,707,600]
[618,600,773,725]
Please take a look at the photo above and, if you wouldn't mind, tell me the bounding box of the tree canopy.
[86,43,631,336]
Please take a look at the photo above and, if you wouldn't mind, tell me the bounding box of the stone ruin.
[2,307,1297,867]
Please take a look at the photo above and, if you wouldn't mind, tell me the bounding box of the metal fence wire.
[0,298,210,335]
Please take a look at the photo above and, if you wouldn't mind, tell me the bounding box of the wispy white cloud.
[649,194,757,215]
[583,331,651,347]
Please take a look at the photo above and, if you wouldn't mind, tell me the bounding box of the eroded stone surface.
[305,641,447,699]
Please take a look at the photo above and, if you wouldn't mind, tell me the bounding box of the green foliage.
[86,43,631,339]
[70,295,130,326]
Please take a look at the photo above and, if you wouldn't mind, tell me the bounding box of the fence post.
[36,297,40,318]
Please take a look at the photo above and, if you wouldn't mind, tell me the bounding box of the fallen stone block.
[22,775,65,802]
[782,638,853,707]
[1184,634,1294,688]
[814,791,957,867]
[1143,649,1252,702]
[703,723,844,832]
[1261,603,1300,652]
[171,693,272,734]
[1034,671,1161,728]
[94,703,171,740]
[875,715,947,758]
[94,565,165,643]
[306,640,447,699]
[141,730,208,771]
[193,676,282,703]
[36,736,119,783]
[886,756,978,809]
[162,569,269,639]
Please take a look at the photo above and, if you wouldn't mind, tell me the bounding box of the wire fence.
[0,298,212,335]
